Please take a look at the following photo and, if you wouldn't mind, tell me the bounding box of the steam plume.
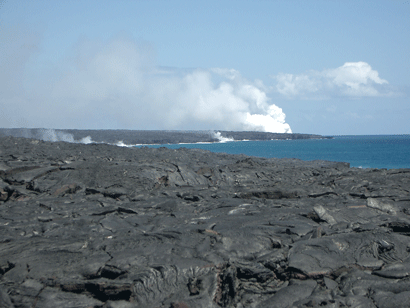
[0,34,292,133]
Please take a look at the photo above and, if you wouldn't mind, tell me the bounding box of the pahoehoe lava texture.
[1,136,410,307]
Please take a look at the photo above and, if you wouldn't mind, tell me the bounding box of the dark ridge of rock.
[1,135,410,307]
[0,128,331,145]
[218,131,330,141]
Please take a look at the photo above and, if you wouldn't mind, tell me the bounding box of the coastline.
[0,128,331,145]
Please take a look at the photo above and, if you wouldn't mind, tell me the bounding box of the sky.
[0,0,409,135]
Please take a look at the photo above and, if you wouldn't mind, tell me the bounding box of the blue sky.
[0,0,409,135]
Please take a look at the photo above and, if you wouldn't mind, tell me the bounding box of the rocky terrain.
[1,135,410,308]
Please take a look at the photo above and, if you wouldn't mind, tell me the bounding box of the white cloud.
[275,73,320,97]
[274,62,391,98]
[0,34,292,133]
[326,105,337,113]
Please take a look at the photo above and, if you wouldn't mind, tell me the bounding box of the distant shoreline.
[0,128,331,145]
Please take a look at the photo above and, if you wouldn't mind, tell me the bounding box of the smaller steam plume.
[40,129,93,144]
[0,128,94,144]
[213,132,234,143]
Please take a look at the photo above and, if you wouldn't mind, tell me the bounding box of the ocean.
[136,135,410,169]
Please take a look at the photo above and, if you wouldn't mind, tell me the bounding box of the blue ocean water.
[136,135,410,169]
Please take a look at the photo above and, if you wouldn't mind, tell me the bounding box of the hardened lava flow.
[1,135,410,307]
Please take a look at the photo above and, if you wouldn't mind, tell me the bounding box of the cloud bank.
[274,62,391,98]
[0,34,292,133]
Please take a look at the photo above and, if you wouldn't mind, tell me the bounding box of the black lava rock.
[1,135,410,307]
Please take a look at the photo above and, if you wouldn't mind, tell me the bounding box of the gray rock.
[0,135,409,307]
